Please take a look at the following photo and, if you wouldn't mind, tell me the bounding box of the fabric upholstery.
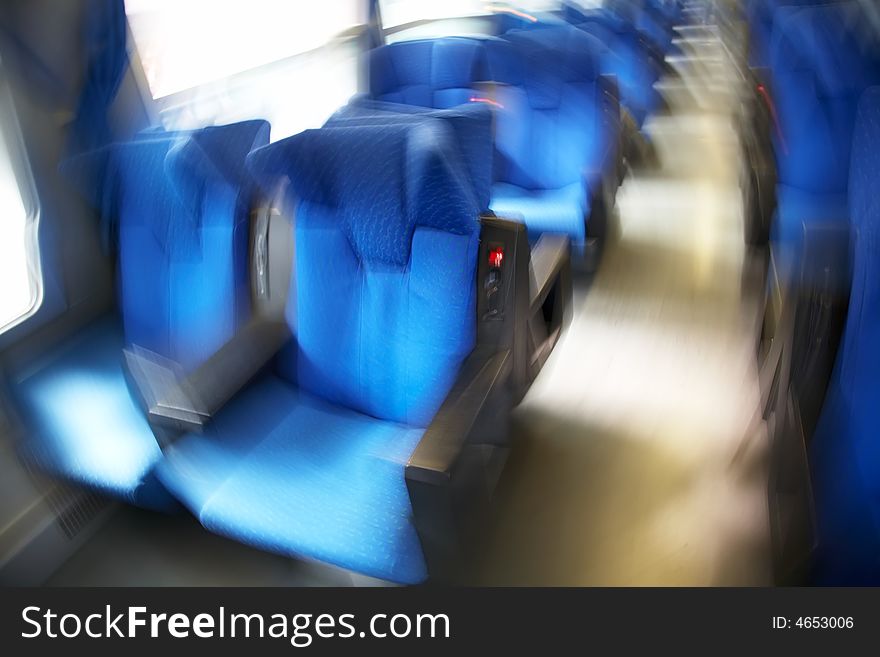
[159,122,481,582]
[327,100,494,211]
[490,182,588,239]
[368,37,489,109]
[573,8,663,128]
[486,26,610,242]
[745,0,832,69]
[157,375,428,583]
[810,87,880,583]
[15,120,269,507]
[769,1,880,194]
[248,122,479,425]
[364,30,618,243]
[68,120,270,373]
[11,318,175,510]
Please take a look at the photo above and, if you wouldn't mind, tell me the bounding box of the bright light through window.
[0,78,41,333]
[378,1,564,31]
[379,0,494,29]
[568,1,605,10]
[125,0,365,99]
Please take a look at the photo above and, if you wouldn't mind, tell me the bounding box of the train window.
[0,66,42,334]
[379,1,563,41]
[568,0,604,9]
[379,1,566,29]
[125,0,366,140]
[378,0,492,30]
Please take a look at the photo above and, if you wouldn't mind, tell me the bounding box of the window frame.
[0,62,43,336]
[123,2,367,141]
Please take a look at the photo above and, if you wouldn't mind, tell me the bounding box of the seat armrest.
[530,234,571,312]
[405,346,512,579]
[407,346,511,484]
[526,234,573,379]
[124,316,291,436]
[583,141,615,200]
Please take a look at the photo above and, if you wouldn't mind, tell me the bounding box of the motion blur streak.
[465,20,770,586]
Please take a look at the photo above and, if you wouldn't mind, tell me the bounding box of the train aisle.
[468,23,772,585]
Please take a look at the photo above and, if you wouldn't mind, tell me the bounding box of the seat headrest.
[60,120,269,256]
[247,122,479,268]
[369,37,489,99]
[326,100,493,211]
[163,120,270,216]
[773,3,880,97]
[162,120,270,190]
[499,26,601,109]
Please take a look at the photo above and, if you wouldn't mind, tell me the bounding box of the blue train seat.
[745,0,829,71]
[365,31,618,253]
[486,26,619,250]
[11,318,173,510]
[155,120,507,583]
[810,87,880,584]
[570,7,664,129]
[767,1,880,276]
[634,0,680,55]
[367,37,489,109]
[9,120,268,508]
[117,121,269,371]
[600,0,678,56]
[326,101,494,211]
[740,1,855,247]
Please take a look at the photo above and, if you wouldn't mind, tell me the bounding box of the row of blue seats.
[12,111,505,584]
[749,0,880,272]
[363,1,686,253]
[811,87,880,584]
[366,27,618,251]
[744,0,880,582]
[5,4,686,583]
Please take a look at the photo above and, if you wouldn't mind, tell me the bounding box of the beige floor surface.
[467,32,772,586]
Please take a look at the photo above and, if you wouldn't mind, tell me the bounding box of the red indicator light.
[469,96,505,109]
[756,83,787,154]
[489,246,504,268]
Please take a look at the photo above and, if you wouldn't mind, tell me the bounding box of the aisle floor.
[467,37,772,586]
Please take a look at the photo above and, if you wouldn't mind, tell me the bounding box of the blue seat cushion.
[157,373,427,584]
[491,182,588,242]
[11,318,174,510]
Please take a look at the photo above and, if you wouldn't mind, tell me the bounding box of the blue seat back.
[811,87,880,582]
[368,38,489,109]
[107,121,269,371]
[575,12,662,127]
[488,26,606,191]
[326,100,494,211]
[770,2,880,194]
[247,122,480,427]
[746,0,829,69]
